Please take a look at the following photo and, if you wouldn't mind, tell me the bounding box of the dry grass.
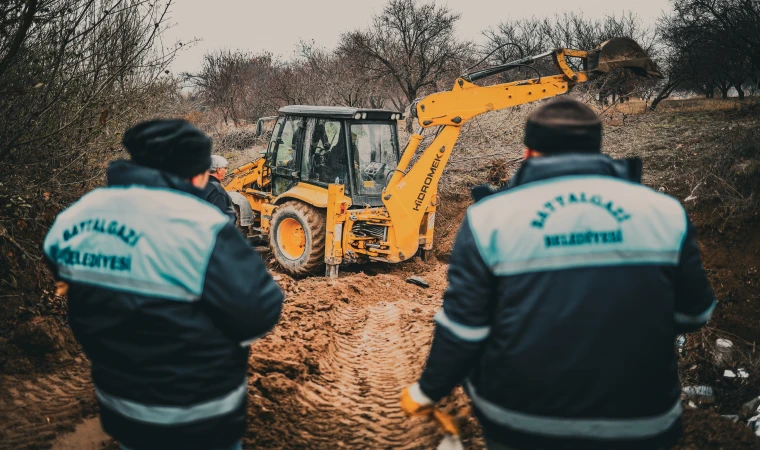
[597,97,758,117]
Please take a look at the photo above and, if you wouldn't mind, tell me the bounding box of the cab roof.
[278,105,402,120]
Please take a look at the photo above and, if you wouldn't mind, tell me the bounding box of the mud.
[0,360,100,450]
[243,261,484,449]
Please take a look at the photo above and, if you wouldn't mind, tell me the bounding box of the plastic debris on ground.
[723,369,749,379]
[713,338,734,365]
[681,386,715,404]
[406,275,430,288]
[748,414,760,436]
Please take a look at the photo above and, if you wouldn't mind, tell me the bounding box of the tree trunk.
[405,91,416,133]
[650,78,683,111]
[735,84,745,100]
[720,87,729,99]
[405,115,415,133]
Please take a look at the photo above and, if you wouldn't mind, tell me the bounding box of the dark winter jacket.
[204,176,236,222]
[418,154,716,450]
[42,160,283,450]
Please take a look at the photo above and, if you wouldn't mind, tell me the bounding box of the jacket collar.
[508,154,642,188]
[106,159,206,199]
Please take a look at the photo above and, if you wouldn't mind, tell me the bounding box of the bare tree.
[339,0,472,130]
[481,12,658,101]
[653,0,760,107]
[0,0,182,166]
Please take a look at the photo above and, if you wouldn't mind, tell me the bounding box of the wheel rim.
[278,217,306,259]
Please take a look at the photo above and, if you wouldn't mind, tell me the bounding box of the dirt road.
[242,260,482,449]
[0,259,483,450]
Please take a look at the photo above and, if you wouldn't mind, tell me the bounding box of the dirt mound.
[0,360,98,450]
[675,410,760,449]
[241,262,488,449]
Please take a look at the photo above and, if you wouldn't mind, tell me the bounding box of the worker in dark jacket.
[43,119,284,450]
[401,98,716,450]
[204,154,236,222]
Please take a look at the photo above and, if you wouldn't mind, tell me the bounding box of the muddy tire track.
[0,365,97,450]
[294,301,439,448]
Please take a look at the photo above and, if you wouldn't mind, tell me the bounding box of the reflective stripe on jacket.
[43,160,283,450]
[418,154,715,450]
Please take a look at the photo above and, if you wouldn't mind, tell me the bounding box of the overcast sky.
[163,0,670,75]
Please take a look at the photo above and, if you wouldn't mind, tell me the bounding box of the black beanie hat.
[524,97,602,153]
[122,119,212,178]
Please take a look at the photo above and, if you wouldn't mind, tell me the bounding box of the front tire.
[269,201,326,275]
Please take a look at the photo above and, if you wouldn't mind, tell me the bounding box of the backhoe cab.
[226,106,408,276]
[226,37,661,278]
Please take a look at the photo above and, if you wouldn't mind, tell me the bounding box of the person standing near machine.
[204,154,236,222]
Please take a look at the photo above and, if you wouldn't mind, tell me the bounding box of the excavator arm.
[382,38,661,259]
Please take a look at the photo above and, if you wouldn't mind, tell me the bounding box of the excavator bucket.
[588,37,663,78]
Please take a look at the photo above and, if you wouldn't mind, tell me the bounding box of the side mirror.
[255,120,263,137]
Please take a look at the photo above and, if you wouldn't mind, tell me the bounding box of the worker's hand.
[55,281,69,297]
[400,382,434,416]
[433,409,460,436]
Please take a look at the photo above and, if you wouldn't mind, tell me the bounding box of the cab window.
[301,119,348,186]
[349,123,399,197]
[273,116,306,170]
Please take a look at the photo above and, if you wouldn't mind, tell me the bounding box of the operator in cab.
[43,119,284,450]
[401,98,716,450]
[204,154,236,222]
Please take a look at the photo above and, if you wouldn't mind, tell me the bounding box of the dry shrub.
[657,98,760,114]
[690,126,760,226]
[213,127,262,151]
[593,97,756,119]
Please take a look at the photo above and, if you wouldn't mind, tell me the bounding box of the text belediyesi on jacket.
[421,154,715,449]
[43,158,283,450]
[414,99,716,450]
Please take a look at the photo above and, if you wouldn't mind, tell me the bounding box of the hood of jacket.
[509,153,642,188]
[106,159,206,199]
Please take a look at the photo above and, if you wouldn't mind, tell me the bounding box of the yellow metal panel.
[325,184,346,265]
[383,126,462,260]
[260,203,276,234]
[389,133,423,187]
[421,202,437,251]
[275,183,330,208]
[415,76,571,127]
[224,157,267,192]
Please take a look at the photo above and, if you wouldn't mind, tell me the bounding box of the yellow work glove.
[55,281,69,297]
[400,382,434,416]
[433,409,461,436]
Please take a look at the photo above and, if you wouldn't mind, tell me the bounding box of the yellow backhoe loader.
[225,37,661,278]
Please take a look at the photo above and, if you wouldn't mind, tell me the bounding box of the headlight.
[354,113,362,120]
[392,114,399,120]
[361,113,367,119]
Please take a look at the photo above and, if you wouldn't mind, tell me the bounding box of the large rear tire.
[269,201,326,275]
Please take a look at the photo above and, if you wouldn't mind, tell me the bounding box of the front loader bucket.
[588,37,663,78]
